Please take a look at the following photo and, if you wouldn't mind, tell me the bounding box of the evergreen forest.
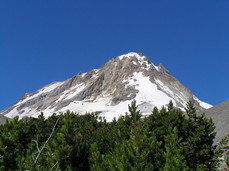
[0,101,224,170]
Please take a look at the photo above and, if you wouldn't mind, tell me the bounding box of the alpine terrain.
[204,100,229,144]
[0,52,212,121]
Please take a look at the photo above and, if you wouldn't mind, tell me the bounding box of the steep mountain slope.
[0,52,211,121]
[204,100,229,144]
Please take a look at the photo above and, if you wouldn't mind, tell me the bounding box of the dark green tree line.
[0,101,220,170]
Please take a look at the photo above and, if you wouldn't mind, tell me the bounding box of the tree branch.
[50,160,59,171]
[34,117,60,164]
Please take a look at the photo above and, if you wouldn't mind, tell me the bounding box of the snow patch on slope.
[17,82,64,105]
[55,83,87,103]
[42,72,176,122]
[3,52,212,121]
[64,83,86,100]
[5,108,18,118]
[51,96,131,122]
[154,65,160,71]
[193,96,212,109]
[126,72,174,107]
[155,79,187,108]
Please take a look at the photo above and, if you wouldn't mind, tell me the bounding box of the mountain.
[0,115,10,125]
[0,52,211,121]
[204,100,229,144]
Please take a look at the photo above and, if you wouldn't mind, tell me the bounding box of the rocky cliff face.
[0,52,211,121]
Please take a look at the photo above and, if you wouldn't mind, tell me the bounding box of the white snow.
[6,72,186,121]
[55,82,89,104]
[5,106,38,119]
[8,78,212,121]
[155,79,187,108]
[193,96,212,109]
[64,83,86,100]
[132,61,137,65]
[17,82,64,105]
[5,108,19,118]
[55,96,131,122]
[154,65,160,71]
[48,72,176,121]
[40,82,64,93]
[4,52,212,121]
[118,52,143,60]
[119,52,156,71]
[80,73,87,77]
[5,81,65,118]
[144,62,152,71]
[126,72,174,107]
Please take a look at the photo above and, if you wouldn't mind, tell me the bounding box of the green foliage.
[163,127,189,171]
[184,102,217,170]
[0,101,220,170]
[227,157,229,169]
[128,100,142,122]
[90,115,163,171]
[218,134,229,169]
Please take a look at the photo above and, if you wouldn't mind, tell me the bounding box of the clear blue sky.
[0,0,228,110]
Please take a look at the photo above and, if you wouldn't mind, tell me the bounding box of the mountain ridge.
[0,52,212,121]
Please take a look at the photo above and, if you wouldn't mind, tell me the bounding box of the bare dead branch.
[34,117,60,164]
[50,160,59,171]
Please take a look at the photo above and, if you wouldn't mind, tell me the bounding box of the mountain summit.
[0,52,212,121]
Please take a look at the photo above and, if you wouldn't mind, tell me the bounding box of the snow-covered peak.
[117,52,157,71]
[1,52,212,121]
[118,52,149,64]
[118,52,144,60]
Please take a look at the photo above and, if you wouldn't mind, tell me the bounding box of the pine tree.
[163,127,189,171]
[128,100,142,122]
[183,101,217,170]
[90,124,163,170]
[0,101,220,170]
[218,134,229,169]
